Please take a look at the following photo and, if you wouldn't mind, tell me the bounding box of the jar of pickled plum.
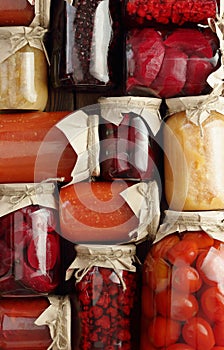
[0,295,72,350]
[98,96,162,181]
[141,210,224,350]
[66,243,141,350]
[163,94,224,210]
[0,26,48,111]
[0,182,61,295]
[59,180,160,244]
[126,26,220,98]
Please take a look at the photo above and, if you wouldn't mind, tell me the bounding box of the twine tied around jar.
[186,84,223,132]
[4,177,64,207]
[35,296,71,350]
[9,26,50,64]
[66,244,139,291]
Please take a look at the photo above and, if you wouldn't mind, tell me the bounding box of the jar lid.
[0,180,61,216]
[98,96,162,135]
[156,209,224,243]
[66,243,139,290]
[165,88,224,126]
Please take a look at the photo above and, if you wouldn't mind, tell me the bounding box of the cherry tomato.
[151,234,180,259]
[196,251,217,286]
[201,287,224,322]
[142,285,155,319]
[148,316,181,348]
[155,289,198,321]
[182,231,214,250]
[167,240,198,266]
[213,320,224,346]
[145,257,171,292]
[212,347,224,349]
[163,344,194,350]
[172,265,202,293]
[182,317,215,350]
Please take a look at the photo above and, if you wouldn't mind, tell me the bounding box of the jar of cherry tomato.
[98,96,162,181]
[0,182,61,295]
[66,244,141,350]
[141,209,224,350]
[0,295,72,349]
[164,94,224,210]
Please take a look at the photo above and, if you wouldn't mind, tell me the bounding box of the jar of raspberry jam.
[164,94,224,211]
[0,0,35,26]
[98,96,162,181]
[66,244,141,350]
[0,182,61,295]
[0,295,72,349]
[141,210,224,350]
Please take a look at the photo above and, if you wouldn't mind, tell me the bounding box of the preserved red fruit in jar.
[67,244,140,350]
[98,96,162,181]
[141,210,224,350]
[126,27,220,98]
[164,94,224,211]
[0,111,77,183]
[125,0,217,26]
[0,183,61,295]
[59,179,160,244]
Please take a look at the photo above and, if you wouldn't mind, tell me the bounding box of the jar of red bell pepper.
[164,93,224,211]
[66,243,141,350]
[0,182,61,295]
[126,26,220,98]
[141,210,224,350]
[0,295,72,349]
[98,96,162,181]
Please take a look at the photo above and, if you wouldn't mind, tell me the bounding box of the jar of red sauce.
[0,111,77,183]
[66,243,141,350]
[59,180,160,244]
[163,94,224,210]
[0,295,72,349]
[141,210,224,350]
[0,0,35,26]
[0,182,61,295]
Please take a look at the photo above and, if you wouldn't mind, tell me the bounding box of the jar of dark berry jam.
[98,96,162,181]
[141,209,224,350]
[0,182,61,295]
[50,0,123,90]
[66,244,141,350]
[0,295,72,349]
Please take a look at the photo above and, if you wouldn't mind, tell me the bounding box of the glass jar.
[124,0,217,26]
[98,96,162,181]
[126,26,220,98]
[50,0,123,90]
[0,183,61,295]
[0,111,77,183]
[141,210,224,350]
[0,295,72,349]
[164,94,224,211]
[0,26,48,111]
[67,244,140,350]
[59,180,160,244]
